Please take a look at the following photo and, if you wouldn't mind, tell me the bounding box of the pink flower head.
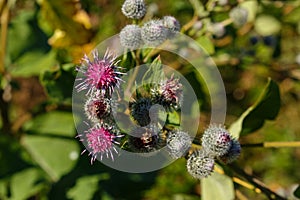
[76,49,124,96]
[80,123,122,164]
[152,74,183,111]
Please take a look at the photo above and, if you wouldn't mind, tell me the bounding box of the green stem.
[0,0,9,74]
[229,164,286,200]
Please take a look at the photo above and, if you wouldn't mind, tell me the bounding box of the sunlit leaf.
[67,174,110,200]
[22,135,79,182]
[37,0,93,47]
[197,36,215,55]
[10,50,56,77]
[23,111,75,137]
[201,172,234,200]
[255,15,281,36]
[10,168,45,200]
[229,78,280,138]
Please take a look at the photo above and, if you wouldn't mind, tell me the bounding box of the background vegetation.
[0,0,300,199]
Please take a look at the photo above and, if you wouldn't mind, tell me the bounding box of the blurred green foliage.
[0,0,300,199]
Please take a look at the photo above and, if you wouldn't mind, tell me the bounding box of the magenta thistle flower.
[76,50,124,96]
[79,123,122,164]
[152,74,183,111]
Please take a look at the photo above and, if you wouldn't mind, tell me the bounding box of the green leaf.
[67,174,110,200]
[294,185,300,198]
[142,56,164,86]
[284,6,300,23]
[23,111,75,137]
[201,172,234,200]
[40,66,75,102]
[10,50,57,77]
[37,0,93,47]
[229,78,280,138]
[254,15,281,36]
[22,135,79,182]
[197,36,215,55]
[10,168,45,200]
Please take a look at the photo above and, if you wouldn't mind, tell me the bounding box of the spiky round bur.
[208,23,226,38]
[84,94,112,122]
[80,123,123,164]
[166,130,192,159]
[186,149,215,179]
[128,124,165,153]
[201,124,232,157]
[229,7,248,27]
[129,97,153,127]
[151,75,183,111]
[162,16,181,38]
[141,20,169,46]
[218,138,241,164]
[76,50,124,96]
[120,25,143,49]
[121,0,146,19]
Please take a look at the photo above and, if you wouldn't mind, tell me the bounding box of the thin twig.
[229,164,287,200]
[241,141,300,148]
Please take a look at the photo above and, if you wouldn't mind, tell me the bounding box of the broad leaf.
[67,174,109,200]
[23,111,75,137]
[197,36,215,55]
[22,135,79,182]
[40,66,75,103]
[229,78,280,138]
[10,168,45,200]
[37,0,93,47]
[201,172,234,200]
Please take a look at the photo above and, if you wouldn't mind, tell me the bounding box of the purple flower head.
[152,74,183,111]
[218,138,241,164]
[79,123,122,164]
[76,50,124,96]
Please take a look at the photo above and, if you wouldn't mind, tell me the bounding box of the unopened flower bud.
[201,124,232,157]
[141,20,169,46]
[167,130,191,159]
[120,24,143,49]
[186,149,215,179]
[121,0,146,19]
[229,7,248,27]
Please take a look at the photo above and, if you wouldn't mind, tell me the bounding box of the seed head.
[128,124,164,153]
[141,20,169,46]
[208,23,226,38]
[120,24,143,49]
[218,138,241,164]
[84,94,112,123]
[76,50,124,96]
[121,0,146,19]
[79,123,122,164]
[151,75,183,111]
[186,149,215,179]
[201,124,232,157]
[166,130,191,159]
[162,16,180,38]
[129,97,153,126]
[229,7,248,27]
